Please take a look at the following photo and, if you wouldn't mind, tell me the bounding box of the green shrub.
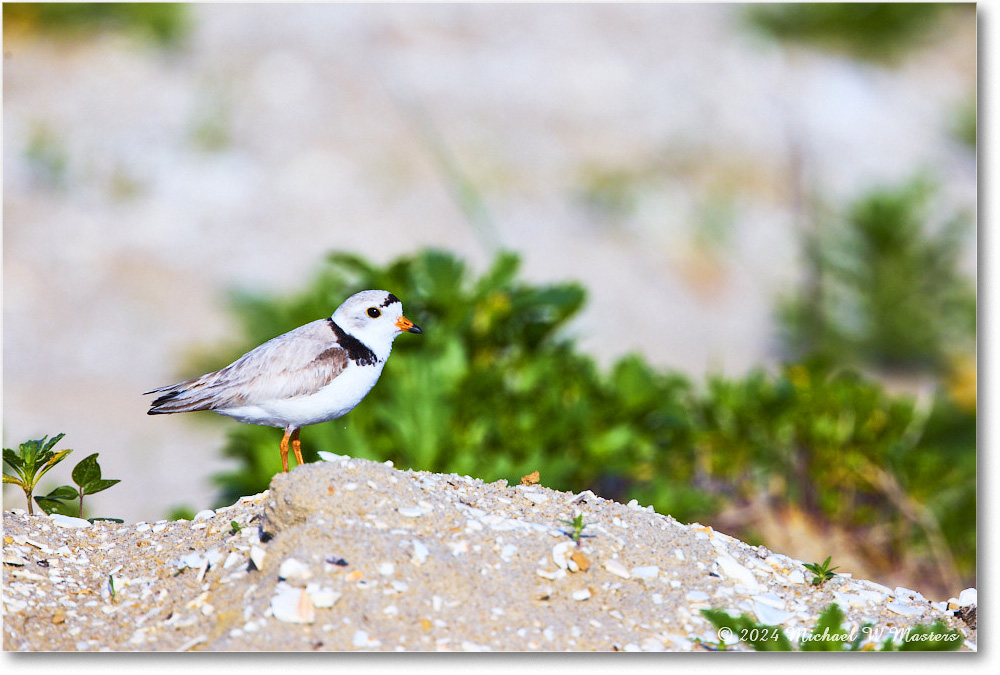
[779,177,976,373]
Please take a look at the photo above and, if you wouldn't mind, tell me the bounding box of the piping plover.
[145,290,422,472]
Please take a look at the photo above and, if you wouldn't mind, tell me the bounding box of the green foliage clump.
[3,435,121,521]
[702,603,964,651]
[780,177,976,373]
[803,556,840,586]
[3,3,189,47]
[699,358,974,582]
[745,3,954,63]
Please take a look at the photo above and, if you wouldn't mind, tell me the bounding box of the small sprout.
[803,556,840,586]
[559,512,595,548]
[108,575,116,601]
[3,434,73,515]
[230,520,244,535]
[32,452,121,519]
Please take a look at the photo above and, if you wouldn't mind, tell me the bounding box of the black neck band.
[328,318,379,366]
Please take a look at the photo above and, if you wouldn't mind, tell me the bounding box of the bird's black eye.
[367,307,381,318]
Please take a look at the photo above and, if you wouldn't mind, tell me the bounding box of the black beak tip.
[408,324,423,334]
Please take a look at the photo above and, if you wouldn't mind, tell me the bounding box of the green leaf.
[2,473,26,488]
[39,448,73,478]
[81,478,121,495]
[897,621,964,651]
[40,432,66,455]
[701,609,794,651]
[801,603,849,651]
[3,447,25,472]
[45,484,79,501]
[34,495,77,517]
[72,453,102,487]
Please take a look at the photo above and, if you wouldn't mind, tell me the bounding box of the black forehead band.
[380,293,401,307]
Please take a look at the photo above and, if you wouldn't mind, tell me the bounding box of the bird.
[145,290,422,472]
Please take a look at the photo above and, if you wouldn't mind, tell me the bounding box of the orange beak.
[395,316,423,334]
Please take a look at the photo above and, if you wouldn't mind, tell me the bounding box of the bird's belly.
[218,361,385,428]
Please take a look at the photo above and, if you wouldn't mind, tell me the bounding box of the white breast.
[216,360,387,428]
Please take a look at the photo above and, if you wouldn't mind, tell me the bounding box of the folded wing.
[145,320,349,414]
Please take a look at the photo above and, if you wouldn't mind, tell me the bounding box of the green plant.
[803,556,840,586]
[744,3,955,63]
[702,603,963,651]
[780,177,976,373]
[230,520,244,535]
[952,93,977,151]
[559,512,595,548]
[166,505,197,521]
[3,3,189,47]
[3,434,73,515]
[700,607,794,651]
[33,453,121,520]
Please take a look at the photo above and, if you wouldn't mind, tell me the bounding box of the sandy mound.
[2,456,976,651]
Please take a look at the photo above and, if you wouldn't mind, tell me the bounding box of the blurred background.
[3,3,976,599]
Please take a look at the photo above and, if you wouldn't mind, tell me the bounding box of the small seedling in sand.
[3,434,73,515]
[559,512,595,547]
[803,556,839,586]
[33,452,121,521]
[230,520,244,535]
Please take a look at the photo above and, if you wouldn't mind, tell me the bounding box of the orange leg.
[291,428,303,467]
[280,428,291,472]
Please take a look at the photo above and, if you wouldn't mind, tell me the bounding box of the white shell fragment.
[270,583,315,624]
[305,584,341,608]
[630,565,659,579]
[552,542,575,570]
[353,630,381,648]
[752,600,794,625]
[958,588,977,606]
[604,560,631,579]
[715,556,761,593]
[278,557,312,585]
[249,546,266,570]
[411,540,430,565]
[685,590,709,603]
[886,602,925,618]
[50,514,92,529]
[572,588,592,601]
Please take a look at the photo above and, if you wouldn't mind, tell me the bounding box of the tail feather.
[145,376,221,415]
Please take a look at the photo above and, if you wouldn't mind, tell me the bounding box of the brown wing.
[146,319,349,413]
